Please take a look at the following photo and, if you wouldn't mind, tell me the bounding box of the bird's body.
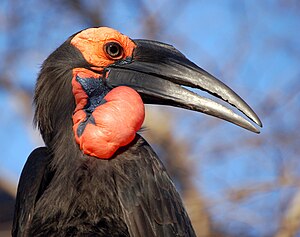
[14,136,194,236]
[13,27,261,236]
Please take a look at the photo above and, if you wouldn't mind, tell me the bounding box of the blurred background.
[1,0,300,236]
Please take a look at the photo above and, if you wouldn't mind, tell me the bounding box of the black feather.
[34,35,90,145]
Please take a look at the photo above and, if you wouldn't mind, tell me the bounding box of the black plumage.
[12,33,196,237]
[13,136,195,236]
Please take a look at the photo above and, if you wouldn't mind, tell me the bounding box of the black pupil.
[108,43,120,57]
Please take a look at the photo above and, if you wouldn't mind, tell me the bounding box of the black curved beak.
[105,39,262,133]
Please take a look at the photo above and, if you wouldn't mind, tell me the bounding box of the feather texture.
[13,136,195,236]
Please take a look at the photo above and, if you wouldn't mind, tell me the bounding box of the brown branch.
[275,190,300,237]
[227,177,300,202]
[0,177,16,198]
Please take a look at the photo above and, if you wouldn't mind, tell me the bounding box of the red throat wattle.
[72,70,145,159]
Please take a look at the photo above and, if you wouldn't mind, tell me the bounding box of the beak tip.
[250,123,261,134]
[244,125,260,134]
[244,123,261,134]
[253,116,263,128]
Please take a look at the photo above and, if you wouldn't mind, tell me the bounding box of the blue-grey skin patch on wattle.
[76,114,96,137]
[76,76,110,137]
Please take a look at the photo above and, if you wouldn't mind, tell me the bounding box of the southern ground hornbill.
[12,27,262,236]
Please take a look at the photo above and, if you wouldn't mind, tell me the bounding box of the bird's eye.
[104,42,123,59]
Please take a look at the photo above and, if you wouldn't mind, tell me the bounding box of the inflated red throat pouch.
[72,68,145,159]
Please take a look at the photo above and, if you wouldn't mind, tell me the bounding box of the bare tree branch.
[275,190,300,237]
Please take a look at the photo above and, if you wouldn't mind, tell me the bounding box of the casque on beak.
[104,39,262,133]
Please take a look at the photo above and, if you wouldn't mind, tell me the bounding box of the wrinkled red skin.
[72,69,145,159]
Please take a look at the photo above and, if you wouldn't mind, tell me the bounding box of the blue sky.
[1,0,300,235]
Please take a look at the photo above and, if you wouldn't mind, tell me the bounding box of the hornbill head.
[35,27,262,159]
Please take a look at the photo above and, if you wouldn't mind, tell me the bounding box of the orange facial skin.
[71,28,145,159]
[71,27,136,69]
